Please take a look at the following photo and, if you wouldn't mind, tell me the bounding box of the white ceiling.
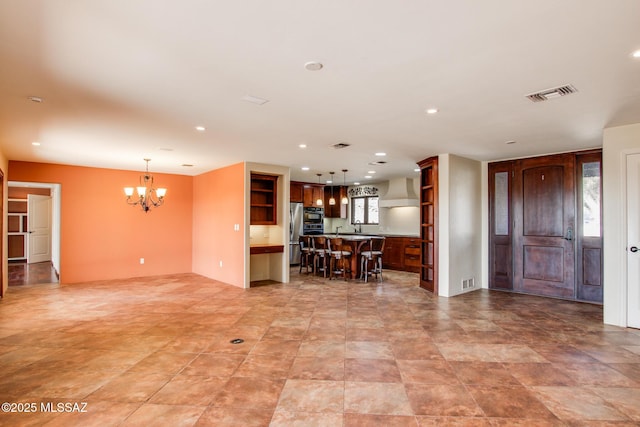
[1,1,639,184]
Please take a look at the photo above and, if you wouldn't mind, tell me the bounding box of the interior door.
[27,194,52,264]
[513,154,576,298]
[627,153,640,328]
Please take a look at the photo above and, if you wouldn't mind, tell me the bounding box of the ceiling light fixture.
[414,168,420,173]
[354,182,360,185]
[28,96,43,103]
[632,49,640,58]
[301,166,310,171]
[426,108,439,114]
[124,159,167,213]
[365,175,372,179]
[375,152,386,156]
[505,140,516,145]
[32,142,40,146]
[328,172,336,205]
[299,144,307,148]
[241,95,269,105]
[195,126,205,131]
[304,61,323,71]
[316,174,323,206]
[341,169,349,205]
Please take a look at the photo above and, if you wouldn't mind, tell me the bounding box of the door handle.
[631,246,639,253]
[563,227,573,241]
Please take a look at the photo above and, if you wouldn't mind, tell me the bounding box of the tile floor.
[0,269,639,426]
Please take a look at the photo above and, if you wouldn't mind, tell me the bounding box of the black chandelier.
[124,159,167,212]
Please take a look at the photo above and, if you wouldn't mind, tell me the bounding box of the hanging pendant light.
[316,173,323,206]
[341,169,349,204]
[329,171,336,205]
[124,159,167,213]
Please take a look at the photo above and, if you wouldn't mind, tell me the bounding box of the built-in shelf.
[8,198,28,260]
[250,174,278,225]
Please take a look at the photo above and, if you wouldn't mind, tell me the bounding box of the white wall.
[438,154,483,297]
[602,122,640,326]
[246,162,290,287]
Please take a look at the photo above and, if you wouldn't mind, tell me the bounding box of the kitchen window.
[351,196,379,225]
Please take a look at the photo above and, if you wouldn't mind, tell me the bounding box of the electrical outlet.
[139,258,145,265]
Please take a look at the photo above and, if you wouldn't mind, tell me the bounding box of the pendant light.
[316,173,323,206]
[341,169,349,204]
[329,171,336,205]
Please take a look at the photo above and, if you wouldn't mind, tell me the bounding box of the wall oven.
[303,207,324,235]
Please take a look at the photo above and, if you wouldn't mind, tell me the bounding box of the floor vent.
[462,278,475,289]
[526,84,577,102]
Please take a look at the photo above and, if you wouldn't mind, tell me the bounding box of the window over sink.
[351,196,379,225]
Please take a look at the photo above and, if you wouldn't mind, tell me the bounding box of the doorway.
[7,181,61,285]
[489,150,603,303]
[626,153,640,328]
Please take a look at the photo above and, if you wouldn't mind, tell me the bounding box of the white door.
[28,194,52,264]
[627,154,640,328]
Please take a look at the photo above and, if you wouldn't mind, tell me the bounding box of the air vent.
[368,161,387,165]
[330,143,351,149]
[526,84,577,102]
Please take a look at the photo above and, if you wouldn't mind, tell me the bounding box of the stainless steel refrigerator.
[289,202,304,265]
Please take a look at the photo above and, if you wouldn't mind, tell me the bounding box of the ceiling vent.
[330,142,351,149]
[526,84,577,102]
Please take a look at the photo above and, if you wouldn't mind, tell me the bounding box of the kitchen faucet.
[335,226,342,236]
[354,220,362,234]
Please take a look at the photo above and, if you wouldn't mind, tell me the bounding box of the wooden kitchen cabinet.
[382,236,421,273]
[290,181,304,203]
[383,237,404,271]
[324,186,347,218]
[303,184,324,207]
[250,174,278,225]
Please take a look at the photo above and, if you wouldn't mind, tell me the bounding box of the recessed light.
[367,170,376,174]
[301,166,310,171]
[304,61,323,71]
[414,168,420,172]
[354,182,360,185]
[299,144,307,148]
[28,96,43,103]
[505,140,516,145]
[426,108,439,114]
[375,152,386,156]
[632,49,640,58]
[32,142,41,146]
[364,175,372,179]
[326,180,333,184]
[195,126,205,131]
[182,164,194,167]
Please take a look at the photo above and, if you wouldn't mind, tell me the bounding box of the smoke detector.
[526,84,577,102]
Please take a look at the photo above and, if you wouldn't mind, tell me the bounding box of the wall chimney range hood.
[379,178,418,207]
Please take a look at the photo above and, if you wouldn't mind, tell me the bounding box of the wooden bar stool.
[312,236,329,278]
[360,237,385,282]
[299,236,314,274]
[328,237,352,280]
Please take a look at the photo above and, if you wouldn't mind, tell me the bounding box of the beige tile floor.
[0,269,639,426]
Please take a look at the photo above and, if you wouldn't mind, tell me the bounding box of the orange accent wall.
[8,161,193,283]
[192,162,245,287]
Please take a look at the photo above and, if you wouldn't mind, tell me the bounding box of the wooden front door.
[512,154,576,298]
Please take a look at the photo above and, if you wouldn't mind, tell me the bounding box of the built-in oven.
[303,207,324,235]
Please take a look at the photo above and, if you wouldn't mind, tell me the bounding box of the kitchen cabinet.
[324,186,347,218]
[290,181,304,203]
[382,236,422,273]
[303,184,324,207]
[250,174,278,225]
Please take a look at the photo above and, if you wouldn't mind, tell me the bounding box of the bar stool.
[312,236,329,278]
[360,237,385,282]
[299,236,314,274]
[328,237,352,280]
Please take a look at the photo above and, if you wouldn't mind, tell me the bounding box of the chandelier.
[124,159,167,212]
